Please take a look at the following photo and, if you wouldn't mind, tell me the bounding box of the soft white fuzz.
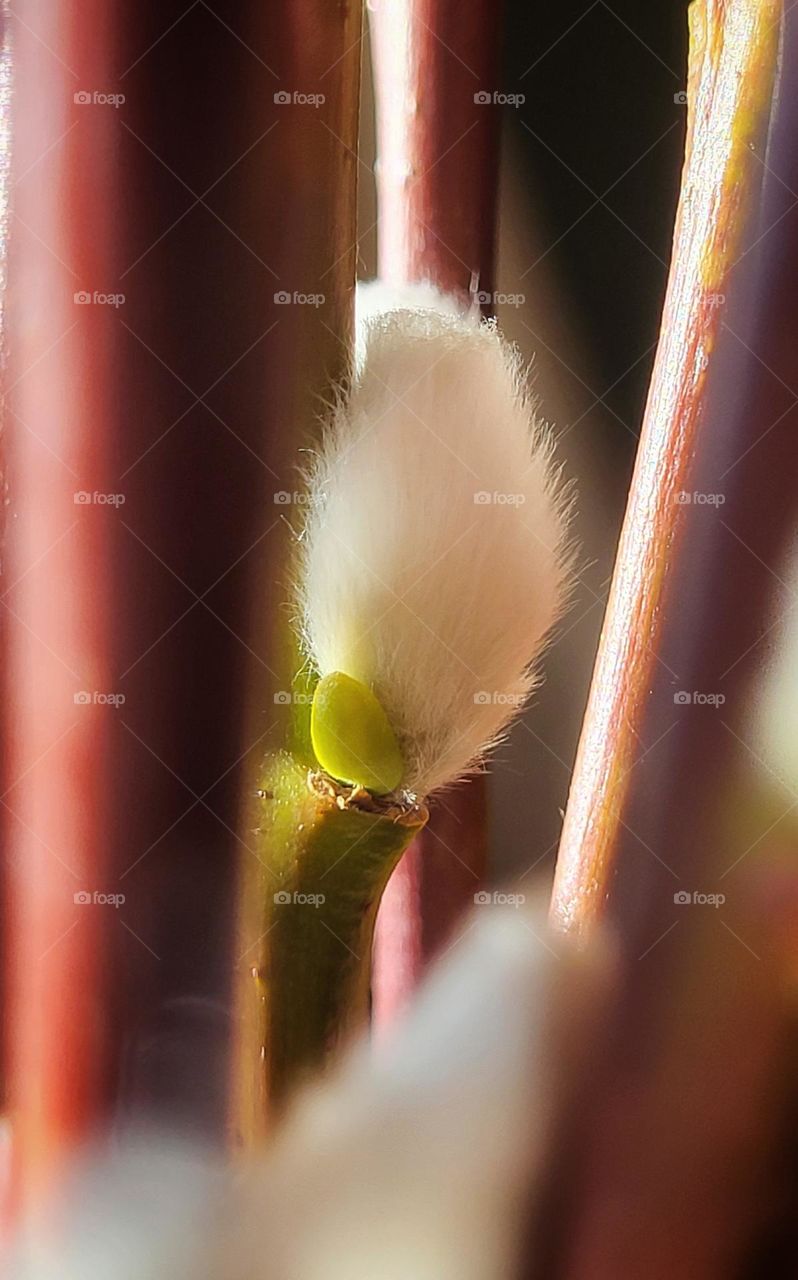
[299,286,571,798]
[353,280,469,372]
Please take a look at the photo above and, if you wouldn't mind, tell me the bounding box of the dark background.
[505,0,690,473]
[480,0,693,876]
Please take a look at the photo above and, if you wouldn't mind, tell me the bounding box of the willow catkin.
[298,286,573,798]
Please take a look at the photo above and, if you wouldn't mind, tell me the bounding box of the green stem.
[229,0,365,1147]
[233,754,427,1139]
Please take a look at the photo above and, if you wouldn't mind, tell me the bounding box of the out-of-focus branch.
[4,0,119,1221]
[370,0,502,297]
[369,0,504,1026]
[3,0,363,1219]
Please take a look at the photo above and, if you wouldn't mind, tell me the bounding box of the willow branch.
[229,4,368,1145]
[543,2,798,1271]
[370,0,504,1025]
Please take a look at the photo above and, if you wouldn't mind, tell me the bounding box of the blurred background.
[1,0,695,1180]
[360,0,690,883]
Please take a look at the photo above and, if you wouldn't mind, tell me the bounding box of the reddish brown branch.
[370,0,504,1024]
[370,0,502,298]
[3,0,363,1214]
[4,0,118,1218]
[543,2,798,1271]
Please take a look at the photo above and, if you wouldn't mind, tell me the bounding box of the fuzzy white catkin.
[299,284,571,798]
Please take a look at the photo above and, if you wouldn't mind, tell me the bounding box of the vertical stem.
[369,0,504,1025]
[0,6,13,1202]
[115,0,363,1147]
[552,0,790,939]
[543,3,798,1271]
[4,0,364,1216]
[230,4,365,1145]
[370,0,502,297]
[236,756,426,1124]
[4,0,117,1217]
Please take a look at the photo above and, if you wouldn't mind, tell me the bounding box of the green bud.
[310,671,404,795]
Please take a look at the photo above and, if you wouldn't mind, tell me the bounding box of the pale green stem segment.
[234,751,427,1135]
